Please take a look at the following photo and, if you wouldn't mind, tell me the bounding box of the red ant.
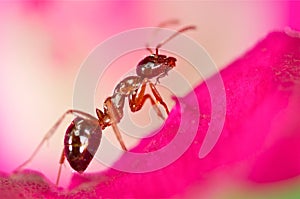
[16,24,196,185]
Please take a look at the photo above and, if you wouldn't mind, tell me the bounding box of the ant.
[16,24,196,186]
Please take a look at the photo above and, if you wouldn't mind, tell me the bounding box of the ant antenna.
[146,19,180,54]
[154,25,196,55]
[157,19,180,29]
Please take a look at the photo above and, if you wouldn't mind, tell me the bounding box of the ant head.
[149,54,177,69]
[165,56,177,68]
[136,54,176,79]
[138,54,175,67]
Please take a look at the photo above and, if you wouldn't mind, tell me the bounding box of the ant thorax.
[113,76,143,96]
[108,76,144,121]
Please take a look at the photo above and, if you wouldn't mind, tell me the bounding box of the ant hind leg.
[56,149,65,186]
[15,110,98,172]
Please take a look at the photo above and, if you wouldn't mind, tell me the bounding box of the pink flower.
[1,31,300,198]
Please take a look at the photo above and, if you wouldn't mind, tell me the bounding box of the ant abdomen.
[64,117,102,173]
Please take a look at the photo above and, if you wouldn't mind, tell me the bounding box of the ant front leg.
[155,71,169,85]
[15,110,98,172]
[148,81,170,115]
[129,79,166,120]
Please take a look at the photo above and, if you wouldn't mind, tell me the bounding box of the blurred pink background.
[0,0,297,191]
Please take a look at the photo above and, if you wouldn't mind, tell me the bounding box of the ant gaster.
[16,25,196,185]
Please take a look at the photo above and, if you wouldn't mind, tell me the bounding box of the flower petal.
[2,31,300,198]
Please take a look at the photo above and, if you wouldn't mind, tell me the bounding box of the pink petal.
[1,31,300,198]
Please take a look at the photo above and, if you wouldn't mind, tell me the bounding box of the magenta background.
[0,1,297,188]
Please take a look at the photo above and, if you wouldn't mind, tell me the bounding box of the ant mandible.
[16,24,196,185]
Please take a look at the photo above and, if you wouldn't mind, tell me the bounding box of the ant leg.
[131,93,165,120]
[105,99,128,151]
[111,123,127,151]
[148,82,170,115]
[155,71,169,85]
[129,80,165,120]
[15,110,98,171]
[56,149,65,186]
